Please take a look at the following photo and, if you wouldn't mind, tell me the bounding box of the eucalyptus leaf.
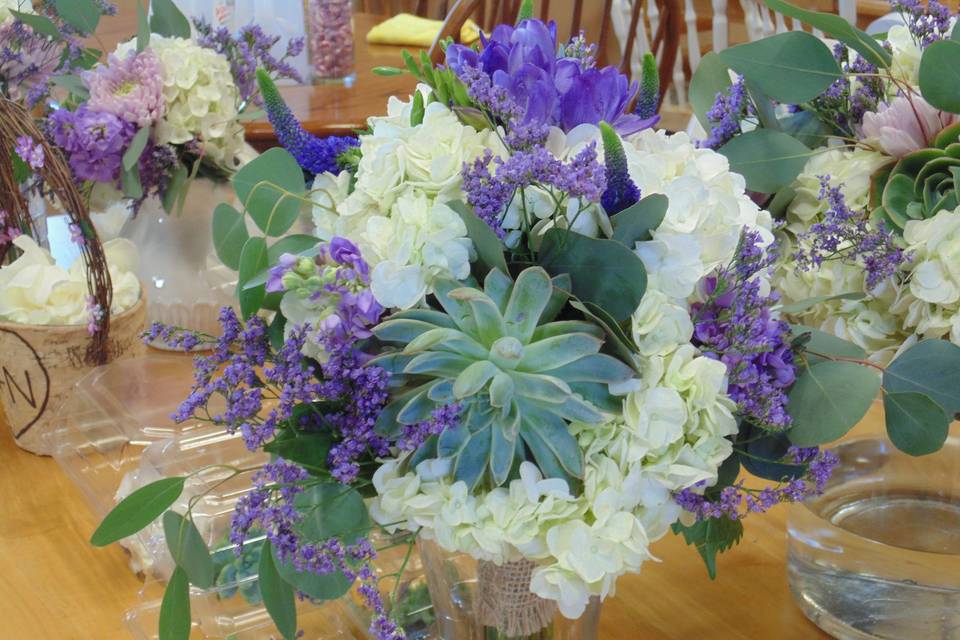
[762,0,892,68]
[719,129,812,194]
[448,200,509,276]
[736,422,806,482]
[258,540,297,640]
[294,483,370,543]
[264,432,333,471]
[610,194,668,247]
[273,548,353,601]
[232,148,305,237]
[53,0,101,34]
[91,477,185,546]
[51,74,88,99]
[689,52,731,130]
[780,292,865,314]
[268,234,321,263]
[788,361,880,446]
[919,40,960,113]
[122,164,143,200]
[883,392,950,456]
[150,0,192,38]
[162,163,189,214]
[718,31,841,104]
[136,1,150,52]
[11,11,61,39]
[539,229,647,323]
[238,237,268,319]
[123,127,151,172]
[212,203,249,271]
[884,339,960,416]
[162,511,215,589]
[159,567,191,640]
[791,325,867,365]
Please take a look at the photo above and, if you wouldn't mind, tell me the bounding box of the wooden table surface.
[0,358,838,639]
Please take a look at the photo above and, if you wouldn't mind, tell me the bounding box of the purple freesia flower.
[447,18,652,136]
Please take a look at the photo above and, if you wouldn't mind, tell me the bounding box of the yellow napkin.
[366,13,480,48]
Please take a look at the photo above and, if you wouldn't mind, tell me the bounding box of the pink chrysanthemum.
[83,49,166,128]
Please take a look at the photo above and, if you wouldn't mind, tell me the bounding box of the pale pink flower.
[861,95,960,158]
[83,49,166,128]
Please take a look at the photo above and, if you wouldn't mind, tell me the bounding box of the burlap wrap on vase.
[0,295,146,455]
[478,558,557,637]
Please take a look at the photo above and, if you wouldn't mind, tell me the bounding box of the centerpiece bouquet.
[94,4,960,639]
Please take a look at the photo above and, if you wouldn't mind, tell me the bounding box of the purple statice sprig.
[793,175,909,290]
[700,76,750,150]
[890,0,952,47]
[807,43,882,136]
[461,142,606,237]
[692,229,797,430]
[0,16,86,107]
[397,403,462,451]
[14,135,45,171]
[193,18,304,107]
[675,446,839,520]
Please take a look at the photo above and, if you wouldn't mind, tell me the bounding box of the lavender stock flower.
[48,105,135,183]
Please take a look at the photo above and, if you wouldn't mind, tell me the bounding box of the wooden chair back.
[430,0,682,109]
[357,0,449,19]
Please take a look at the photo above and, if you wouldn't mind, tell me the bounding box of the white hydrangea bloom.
[117,36,245,169]
[887,25,922,85]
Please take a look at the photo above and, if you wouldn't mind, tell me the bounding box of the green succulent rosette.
[873,122,960,231]
[370,266,634,491]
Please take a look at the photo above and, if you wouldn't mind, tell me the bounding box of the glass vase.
[305,0,356,84]
[787,418,960,639]
[119,177,238,344]
[418,538,601,640]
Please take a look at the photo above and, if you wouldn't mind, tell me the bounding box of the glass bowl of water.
[787,427,960,639]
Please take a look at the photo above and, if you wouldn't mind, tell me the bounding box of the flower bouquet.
[94,4,960,639]
[0,1,147,453]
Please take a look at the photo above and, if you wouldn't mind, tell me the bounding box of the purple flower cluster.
[15,135,44,171]
[257,68,357,176]
[193,18,304,106]
[0,18,81,106]
[231,460,402,640]
[85,296,104,336]
[0,209,22,245]
[810,44,882,134]
[461,143,607,236]
[675,446,840,520]
[445,18,655,138]
[700,77,748,150]
[891,0,952,47]
[794,176,909,290]
[397,403,462,451]
[47,105,134,183]
[143,322,205,351]
[692,230,796,430]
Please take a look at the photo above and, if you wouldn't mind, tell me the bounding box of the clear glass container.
[787,430,960,639]
[418,538,601,640]
[305,0,356,84]
[120,178,238,342]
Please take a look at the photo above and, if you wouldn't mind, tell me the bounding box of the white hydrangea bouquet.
[95,5,960,640]
[691,0,960,370]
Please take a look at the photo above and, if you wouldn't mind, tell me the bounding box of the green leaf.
[517,0,534,21]
[762,0,892,69]
[11,11,61,39]
[883,392,950,456]
[919,40,960,113]
[258,540,297,640]
[719,129,811,193]
[718,31,841,104]
[51,74,88,99]
[780,110,833,149]
[268,311,287,350]
[788,361,880,446]
[689,52,731,130]
[884,339,960,416]
[53,0,101,34]
[610,193,668,247]
[410,90,425,127]
[539,229,647,323]
[672,516,744,579]
[237,237,268,319]
[780,292,866,315]
[162,511,215,589]
[264,431,332,471]
[136,1,150,52]
[212,203,249,271]
[122,164,143,200]
[159,567,191,640]
[746,81,781,132]
[162,163,189,214]
[295,483,370,543]
[91,477,185,546]
[791,325,867,365]
[123,127,151,172]
[273,547,353,601]
[150,0,191,38]
[268,234,320,264]
[448,200,509,277]
[953,20,960,41]
[232,148,305,237]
